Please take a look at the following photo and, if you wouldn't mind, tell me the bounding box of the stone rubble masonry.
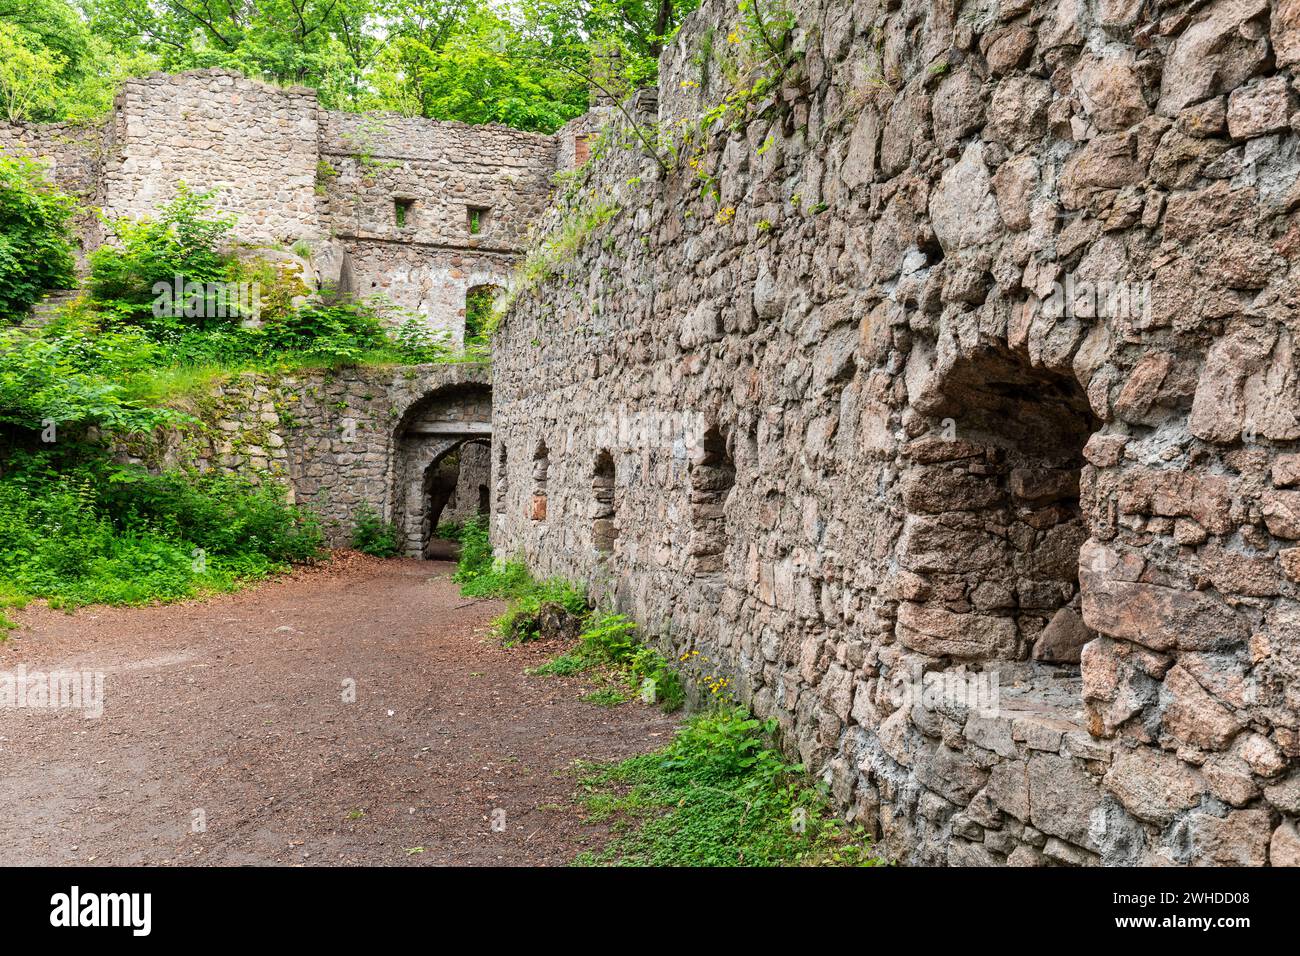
[115,364,491,555]
[1,69,562,342]
[492,0,1300,866]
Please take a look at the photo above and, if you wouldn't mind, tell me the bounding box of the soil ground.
[0,554,678,866]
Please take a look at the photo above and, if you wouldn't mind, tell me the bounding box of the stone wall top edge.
[320,109,559,148]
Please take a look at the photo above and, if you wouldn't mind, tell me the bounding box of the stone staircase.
[22,290,81,329]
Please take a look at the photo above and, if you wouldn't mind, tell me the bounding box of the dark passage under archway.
[392,383,492,558]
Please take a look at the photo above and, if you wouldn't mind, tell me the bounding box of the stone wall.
[0,69,558,340]
[318,112,556,340]
[103,71,326,247]
[0,119,110,268]
[492,0,1300,866]
[118,364,491,554]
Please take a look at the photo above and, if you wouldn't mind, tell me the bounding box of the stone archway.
[392,383,492,557]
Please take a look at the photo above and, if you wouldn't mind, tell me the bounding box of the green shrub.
[0,154,76,318]
[530,612,684,711]
[88,183,239,333]
[0,325,186,441]
[350,503,400,557]
[575,707,882,867]
[494,577,588,643]
[451,516,494,584]
[260,300,388,366]
[0,455,323,609]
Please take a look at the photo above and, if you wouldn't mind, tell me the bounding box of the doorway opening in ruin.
[689,426,736,574]
[592,450,617,555]
[419,438,492,559]
[391,382,492,558]
[531,441,549,522]
[899,346,1100,665]
[464,284,504,346]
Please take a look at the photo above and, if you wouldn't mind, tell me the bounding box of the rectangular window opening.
[468,206,490,235]
[394,198,414,228]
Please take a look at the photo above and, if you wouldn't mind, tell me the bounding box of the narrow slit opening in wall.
[689,426,736,574]
[592,450,616,554]
[495,444,509,515]
[467,206,490,235]
[531,440,549,522]
[394,197,414,229]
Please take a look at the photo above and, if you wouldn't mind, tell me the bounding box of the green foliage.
[531,612,684,711]
[349,502,399,557]
[495,578,588,643]
[0,324,186,441]
[260,300,388,366]
[575,707,882,867]
[463,285,499,349]
[0,153,76,317]
[88,183,240,333]
[449,519,590,642]
[450,515,496,586]
[5,0,703,132]
[0,453,323,609]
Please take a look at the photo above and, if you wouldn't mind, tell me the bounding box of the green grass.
[582,687,631,707]
[449,517,590,643]
[574,707,883,867]
[529,612,684,712]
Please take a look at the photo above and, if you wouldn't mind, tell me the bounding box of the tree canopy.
[0,0,701,131]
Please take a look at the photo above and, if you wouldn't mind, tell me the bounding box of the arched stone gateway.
[391,383,493,557]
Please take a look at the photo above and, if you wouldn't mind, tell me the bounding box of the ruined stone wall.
[0,70,559,339]
[117,364,490,551]
[493,0,1300,866]
[103,71,326,247]
[0,119,110,268]
[318,113,556,339]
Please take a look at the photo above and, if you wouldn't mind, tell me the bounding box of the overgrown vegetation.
[350,503,399,558]
[0,452,323,609]
[0,166,333,620]
[0,153,76,316]
[575,707,880,867]
[452,523,589,642]
[3,0,701,132]
[532,613,684,711]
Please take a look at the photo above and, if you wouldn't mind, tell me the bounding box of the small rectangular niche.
[467,206,490,235]
[394,197,414,229]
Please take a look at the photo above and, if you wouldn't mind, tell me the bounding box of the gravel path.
[0,554,677,866]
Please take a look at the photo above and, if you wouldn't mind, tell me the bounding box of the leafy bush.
[495,578,588,644]
[0,153,76,317]
[260,300,388,366]
[531,612,683,711]
[451,516,494,584]
[350,503,399,558]
[575,707,881,867]
[0,325,186,441]
[88,183,239,333]
[0,455,323,609]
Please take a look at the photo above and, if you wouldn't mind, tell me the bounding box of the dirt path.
[0,555,678,866]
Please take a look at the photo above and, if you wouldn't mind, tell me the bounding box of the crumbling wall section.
[493,0,1300,866]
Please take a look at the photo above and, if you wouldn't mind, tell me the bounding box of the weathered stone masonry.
[118,363,491,557]
[2,70,559,343]
[493,0,1300,865]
